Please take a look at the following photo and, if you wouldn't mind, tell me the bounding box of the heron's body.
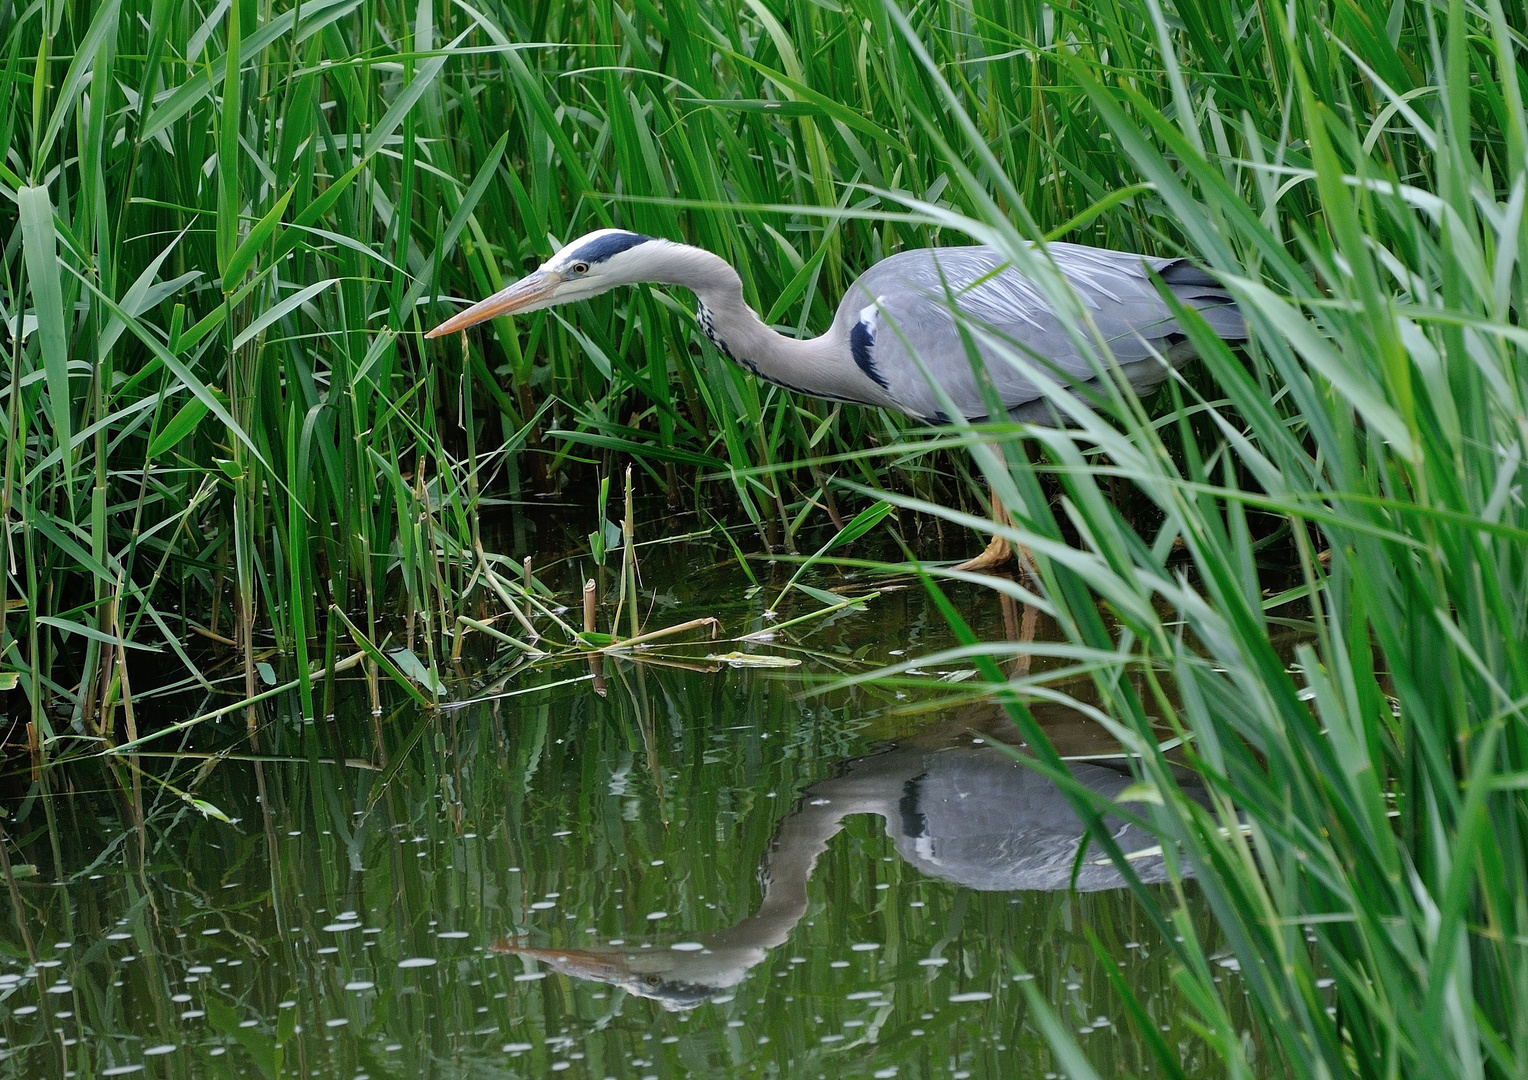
[427,229,1245,425]
[495,707,1197,1010]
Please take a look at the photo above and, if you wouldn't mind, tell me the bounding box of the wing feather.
[837,243,1243,422]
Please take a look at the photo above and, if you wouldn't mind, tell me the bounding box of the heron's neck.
[651,244,884,407]
[704,750,925,954]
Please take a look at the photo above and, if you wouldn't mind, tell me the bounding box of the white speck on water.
[918,957,948,967]
[188,966,212,974]
[437,931,469,939]
[317,947,338,955]
[46,983,72,994]
[949,992,993,1003]
[850,943,879,952]
[646,911,667,921]
[820,1035,844,1043]
[344,981,374,991]
[106,933,131,941]
[651,860,664,866]
[552,830,572,837]
[171,994,192,1003]
[874,1069,899,1078]
[513,972,546,982]
[325,1018,348,1028]
[847,991,883,1000]
[502,1043,533,1053]
[710,995,734,1004]
[397,958,437,969]
[180,1010,205,1019]
[1316,977,1335,988]
[239,1021,258,1028]
[671,942,704,951]
[143,1045,176,1056]
[323,923,361,933]
[829,960,849,968]
[530,902,556,910]
[102,1068,144,1077]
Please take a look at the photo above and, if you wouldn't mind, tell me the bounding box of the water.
[0,538,1255,1078]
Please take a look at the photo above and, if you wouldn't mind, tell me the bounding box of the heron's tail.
[1159,260,1247,341]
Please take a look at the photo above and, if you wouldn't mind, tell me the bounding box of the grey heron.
[427,229,1246,569]
[494,703,1198,1011]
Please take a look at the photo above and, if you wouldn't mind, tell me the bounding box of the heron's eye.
[646,975,662,986]
[570,262,590,275]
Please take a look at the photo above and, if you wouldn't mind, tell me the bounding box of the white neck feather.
[634,242,890,408]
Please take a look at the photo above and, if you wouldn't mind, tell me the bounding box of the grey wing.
[837,243,1244,423]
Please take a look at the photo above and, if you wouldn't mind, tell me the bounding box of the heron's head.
[492,937,761,1012]
[425,229,664,338]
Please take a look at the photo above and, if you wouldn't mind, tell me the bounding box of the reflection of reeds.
[0,667,1247,1078]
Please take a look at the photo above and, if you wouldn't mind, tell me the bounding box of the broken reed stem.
[600,617,720,652]
[623,465,639,642]
[583,578,605,696]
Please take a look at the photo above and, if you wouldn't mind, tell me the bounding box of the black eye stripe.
[566,232,654,265]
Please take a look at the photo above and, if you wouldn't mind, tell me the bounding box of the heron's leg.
[999,591,1041,678]
[952,493,1039,578]
[951,493,1010,572]
[952,494,1042,582]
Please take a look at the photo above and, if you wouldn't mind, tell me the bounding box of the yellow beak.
[424,270,561,338]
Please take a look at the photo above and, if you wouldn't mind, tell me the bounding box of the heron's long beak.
[492,939,635,983]
[424,270,561,338]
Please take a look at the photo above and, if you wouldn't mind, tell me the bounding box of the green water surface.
[0,541,1256,1079]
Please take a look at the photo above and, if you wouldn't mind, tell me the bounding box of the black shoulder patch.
[851,319,889,390]
[568,231,654,265]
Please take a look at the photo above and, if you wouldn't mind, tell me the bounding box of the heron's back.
[837,243,1244,424]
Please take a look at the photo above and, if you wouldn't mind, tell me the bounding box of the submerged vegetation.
[4,0,1528,1077]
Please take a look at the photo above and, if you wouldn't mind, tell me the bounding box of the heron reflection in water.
[497,702,1195,1011]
